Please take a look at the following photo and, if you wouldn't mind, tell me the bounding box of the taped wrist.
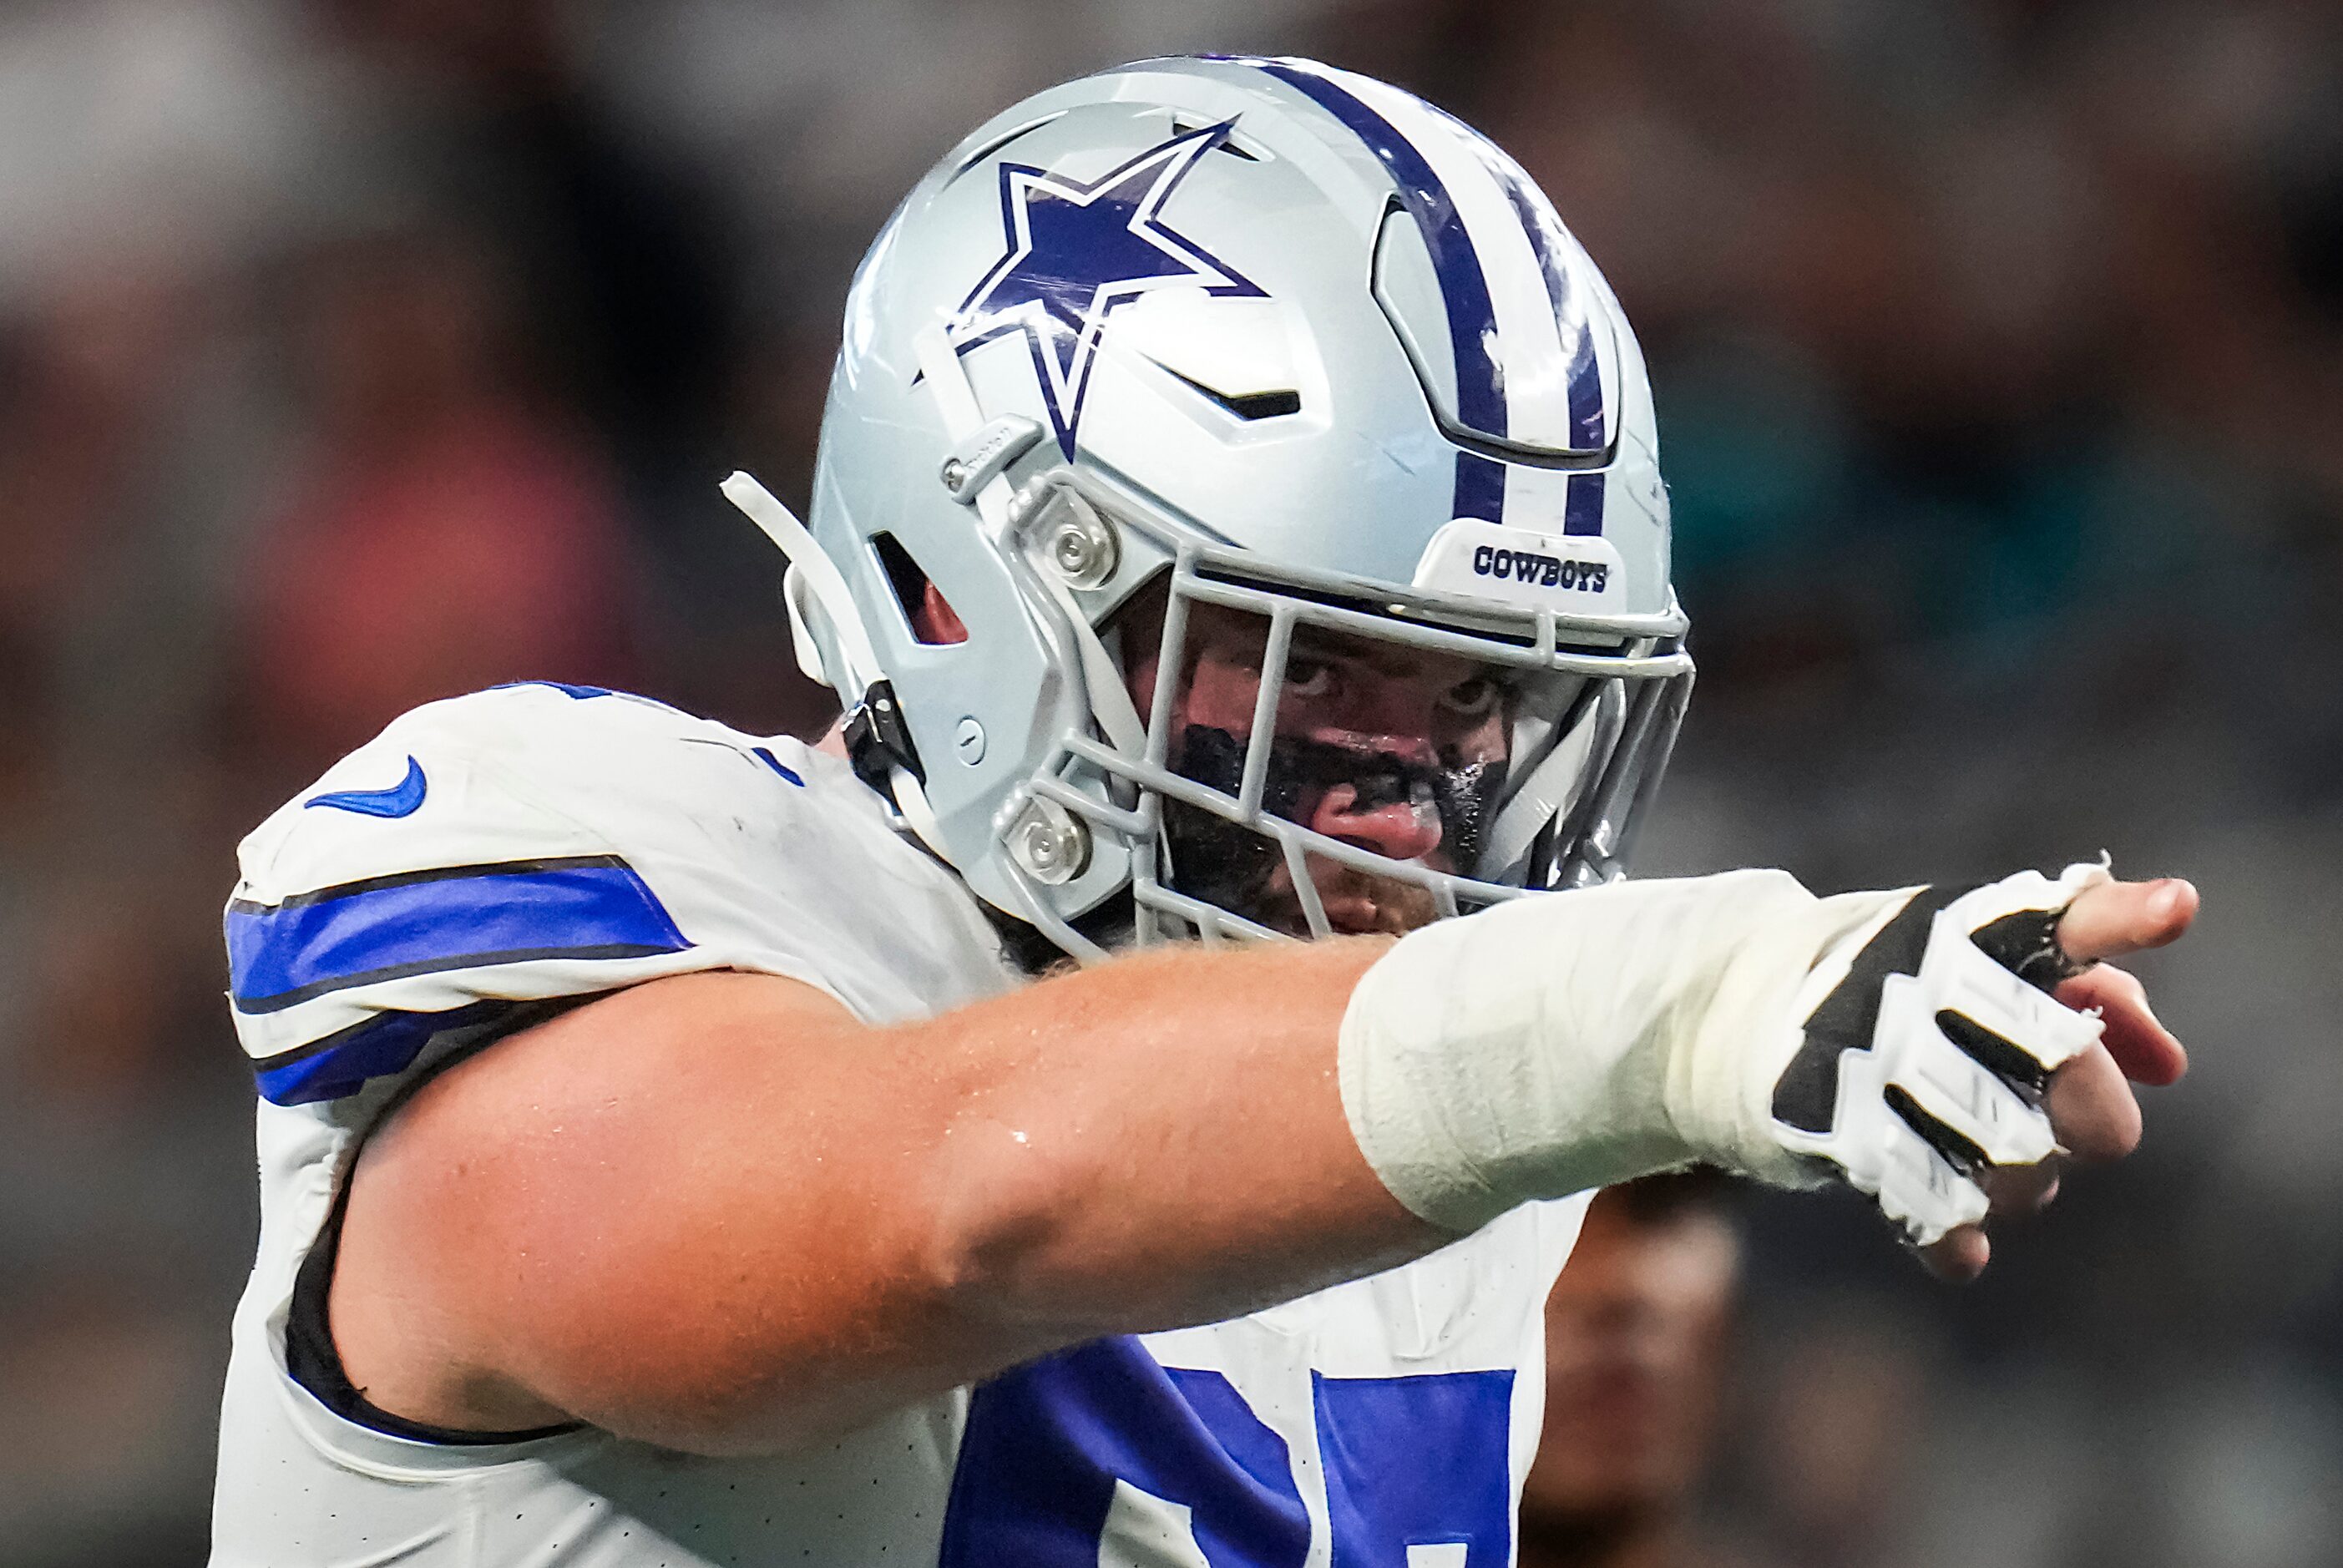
[1336,870,1909,1233]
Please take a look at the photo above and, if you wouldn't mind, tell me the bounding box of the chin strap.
[722,472,878,690]
[721,469,953,859]
[914,326,1015,535]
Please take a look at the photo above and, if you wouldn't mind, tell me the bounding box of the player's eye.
[1285,657,1337,700]
[1439,675,1502,719]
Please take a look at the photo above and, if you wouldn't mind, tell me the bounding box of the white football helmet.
[725,55,1693,961]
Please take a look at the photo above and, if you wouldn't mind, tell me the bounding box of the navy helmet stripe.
[1563,472,1607,538]
[226,855,690,1014]
[1455,452,1506,524]
[1257,60,1507,520]
[1475,154,1607,455]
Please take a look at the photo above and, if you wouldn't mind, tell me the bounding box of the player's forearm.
[918,871,1917,1333]
[908,936,1443,1342]
[691,937,1449,1444]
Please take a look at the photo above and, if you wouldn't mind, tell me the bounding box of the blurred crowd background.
[1,2,2336,1564]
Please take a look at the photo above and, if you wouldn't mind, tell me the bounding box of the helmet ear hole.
[872,532,968,645]
[916,581,969,646]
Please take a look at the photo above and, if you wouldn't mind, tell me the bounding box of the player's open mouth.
[1157,728,1482,939]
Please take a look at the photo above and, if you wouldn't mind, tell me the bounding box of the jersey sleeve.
[225,685,843,1110]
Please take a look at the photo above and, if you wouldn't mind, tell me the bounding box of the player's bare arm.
[332,872,2191,1454]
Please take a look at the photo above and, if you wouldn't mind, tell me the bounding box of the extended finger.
[1918,1222,1991,1282]
[2057,878,2198,965]
[2042,1040,2142,1162]
[2055,963,2187,1086]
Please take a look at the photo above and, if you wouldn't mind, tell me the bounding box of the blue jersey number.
[1314,1368,1514,1566]
[939,1337,1513,1566]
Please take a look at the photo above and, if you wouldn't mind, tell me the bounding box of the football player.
[210,58,2194,1567]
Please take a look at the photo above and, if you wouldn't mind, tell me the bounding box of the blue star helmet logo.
[949,120,1266,459]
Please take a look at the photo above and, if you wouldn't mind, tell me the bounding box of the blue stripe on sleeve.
[225,856,691,1014]
[250,999,514,1106]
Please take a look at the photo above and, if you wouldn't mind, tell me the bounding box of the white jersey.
[210,681,1588,1568]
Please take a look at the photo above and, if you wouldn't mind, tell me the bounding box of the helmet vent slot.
[1154,361,1301,421]
[1222,389,1300,418]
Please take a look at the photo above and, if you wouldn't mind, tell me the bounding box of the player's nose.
[1308,781,1445,863]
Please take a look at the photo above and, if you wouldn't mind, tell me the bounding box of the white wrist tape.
[1337,869,1908,1232]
